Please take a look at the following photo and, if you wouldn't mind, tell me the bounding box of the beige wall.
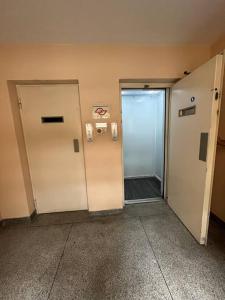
[0,44,211,218]
[211,35,225,56]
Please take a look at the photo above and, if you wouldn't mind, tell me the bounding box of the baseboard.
[30,209,37,220]
[1,209,37,227]
[89,208,123,217]
[210,212,225,228]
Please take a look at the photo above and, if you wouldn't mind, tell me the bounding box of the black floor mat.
[124,176,161,200]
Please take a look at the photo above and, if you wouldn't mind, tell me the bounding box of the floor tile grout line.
[139,216,174,300]
[47,223,73,300]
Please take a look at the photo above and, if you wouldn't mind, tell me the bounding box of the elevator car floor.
[124,176,161,201]
[1,202,225,300]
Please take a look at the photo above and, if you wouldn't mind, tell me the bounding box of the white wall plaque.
[92,105,110,119]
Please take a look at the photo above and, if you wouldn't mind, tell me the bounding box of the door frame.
[201,54,224,243]
[119,81,173,205]
[13,81,88,213]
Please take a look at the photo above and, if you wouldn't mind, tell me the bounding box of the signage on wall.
[92,105,110,119]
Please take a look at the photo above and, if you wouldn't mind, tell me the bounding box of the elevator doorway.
[121,88,166,203]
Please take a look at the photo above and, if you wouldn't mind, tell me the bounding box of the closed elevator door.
[17,84,87,213]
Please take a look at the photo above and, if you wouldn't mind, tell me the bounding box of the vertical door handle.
[73,139,79,152]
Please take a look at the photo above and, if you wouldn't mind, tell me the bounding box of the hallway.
[0,202,225,300]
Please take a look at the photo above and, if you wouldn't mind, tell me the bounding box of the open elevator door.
[168,54,224,245]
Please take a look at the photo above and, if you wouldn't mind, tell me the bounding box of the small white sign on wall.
[92,105,110,119]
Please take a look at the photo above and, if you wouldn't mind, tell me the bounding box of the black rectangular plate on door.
[199,132,208,162]
[41,116,64,123]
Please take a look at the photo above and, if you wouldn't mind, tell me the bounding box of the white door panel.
[17,84,87,213]
[168,55,224,244]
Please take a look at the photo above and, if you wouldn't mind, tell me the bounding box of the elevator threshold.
[125,197,163,205]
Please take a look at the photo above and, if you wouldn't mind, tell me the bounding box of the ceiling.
[0,0,225,45]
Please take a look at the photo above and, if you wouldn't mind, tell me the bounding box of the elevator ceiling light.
[121,90,163,96]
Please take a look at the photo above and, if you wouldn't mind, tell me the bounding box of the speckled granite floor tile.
[124,201,173,218]
[0,224,71,300]
[141,213,225,300]
[2,202,225,300]
[48,217,172,300]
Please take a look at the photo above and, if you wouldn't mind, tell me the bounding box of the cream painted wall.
[211,35,225,56]
[0,44,211,218]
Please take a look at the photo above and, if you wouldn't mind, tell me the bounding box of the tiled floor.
[0,201,225,300]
